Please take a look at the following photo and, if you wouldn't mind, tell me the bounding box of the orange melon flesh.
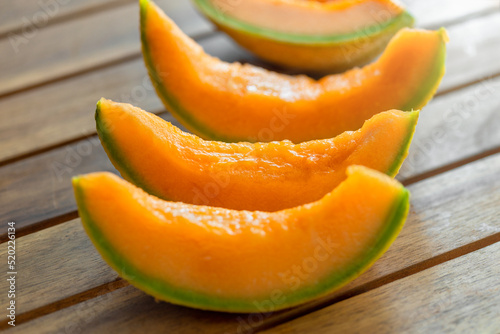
[191,0,414,71]
[141,0,446,143]
[213,17,413,73]
[96,99,418,211]
[73,166,409,312]
[198,0,405,36]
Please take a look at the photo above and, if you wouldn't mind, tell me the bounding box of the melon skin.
[400,27,448,111]
[73,166,410,313]
[140,0,447,143]
[214,14,414,73]
[95,98,418,212]
[192,0,415,72]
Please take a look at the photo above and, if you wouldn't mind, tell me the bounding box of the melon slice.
[96,98,418,211]
[140,0,447,143]
[192,0,414,71]
[73,166,409,312]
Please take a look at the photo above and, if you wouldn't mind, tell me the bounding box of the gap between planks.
[253,235,500,333]
[0,279,127,331]
[401,145,500,186]
[261,241,500,333]
[0,0,136,40]
[0,29,215,101]
[435,71,500,98]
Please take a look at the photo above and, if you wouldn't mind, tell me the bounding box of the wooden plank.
[0,0,212,97]
[264,241,500,334]
[0,58,164,163]
[2,152,499,329]
[4,285,243,334]
[439,12,500,93]
[398,75,500,179]
[1,9,500,164]
[403,0,500,28]
[0,33,252,163]
[0,0,129,37]
[0,219,119,314]
[0,138,113,238]
[2,69,499,239]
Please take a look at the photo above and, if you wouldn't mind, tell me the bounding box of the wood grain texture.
[3,152,499,330]
[439,12,500,93]
[5,285,244,334]
[0,0,130,37]
[0,219,119,314]
[0,0,212,97]
[0,34,251,163]
[403,0,500,28]
[0,58,163,163]
[2,69,499,240]
[398,75,500,179]
[0,136,115,238]
[264,241,500,334]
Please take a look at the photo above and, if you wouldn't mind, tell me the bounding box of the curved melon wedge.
[97,98,418,211]
[140,0,446,143]
[192,0,414,71]
[73,166,410,313]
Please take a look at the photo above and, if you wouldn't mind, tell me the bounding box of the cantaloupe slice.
[191,0,415,71]
[140,0,447,143]
[73,166,409,312]
[96,98,418,211]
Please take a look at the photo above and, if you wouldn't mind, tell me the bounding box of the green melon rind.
[400,27,448,111]
[140,0,241,143]
[73,174,410,313]
[95,100,168,201]
[386,109,419,177]
[192,0,414,45]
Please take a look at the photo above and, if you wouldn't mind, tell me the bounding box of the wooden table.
[1,1,499,333]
